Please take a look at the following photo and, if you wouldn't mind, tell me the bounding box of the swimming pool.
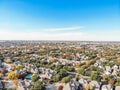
[25,74,32,79]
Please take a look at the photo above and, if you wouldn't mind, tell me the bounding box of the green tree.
[31,74,39,82]
[34,81,45,90]
[55,65,63,71]
[91,72,100,81]
[52,74,61,82]
[116,78,120,86]
[61,75,72,83]
[7,88,13,90]
[59,69,68,77]
[77,68,85,75]
[63,66,75,72]
[0,53,4,61]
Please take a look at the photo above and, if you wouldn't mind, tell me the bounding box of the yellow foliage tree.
[0,73,3,78]
[16,65,24,70]
[50,58,57,63]
[117,58,120,64]
[8,71,19,80]
[85,83,90,90]
[4,59,13,63]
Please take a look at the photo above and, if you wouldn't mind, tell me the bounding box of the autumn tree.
[8,72,18,79]
[58,85,64,90]
[13,78,19,90]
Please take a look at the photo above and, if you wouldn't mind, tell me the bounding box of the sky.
[0,0,120,41]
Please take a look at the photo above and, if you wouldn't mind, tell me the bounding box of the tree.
[58,85,64,90]
[59,69,68,77]
[63,66,75,72]
[49,64,56,69]
[55,65,63,71]
[31,74,39,82]
[108,79,115,86]
[7,89,13,90]
[34,81,45,90]
[13,78,19,90]
[53,74,61,82]
[8,71,18,79]
[0,73,3,79]
[117,58,120,64]
[116,78,120,86]
[61,75,72,83]
[49,58,57,63]
[96,68,103,73]
[85,81,90,90]
[1,68,8,74]
[85,70,91,76]
[90,65,96,71]
[4,59,13,64]
[75,74,80,80]
[16,65,24,70]
[91,72,100,81]
[0,54,4,61]
[102,75,112,82]
[77,68,85,76]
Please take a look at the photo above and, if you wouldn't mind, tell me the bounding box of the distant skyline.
[0,0,120,41]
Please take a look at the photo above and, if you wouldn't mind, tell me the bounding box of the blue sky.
[0,0,119,40]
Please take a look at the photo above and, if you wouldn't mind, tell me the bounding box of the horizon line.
[0,40,120,42]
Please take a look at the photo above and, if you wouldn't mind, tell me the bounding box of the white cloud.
[44,26,84,31]
[82,30,120,41]
[0,30,120,41]
[0,31,84,40]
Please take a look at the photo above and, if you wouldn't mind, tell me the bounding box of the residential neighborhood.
[0,0,119,89]
[0,41,120,90]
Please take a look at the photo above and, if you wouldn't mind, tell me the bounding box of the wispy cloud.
[0,27,120,41]
[44,26,84,31]
[0,31,84,40]
[0,30,120,41]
